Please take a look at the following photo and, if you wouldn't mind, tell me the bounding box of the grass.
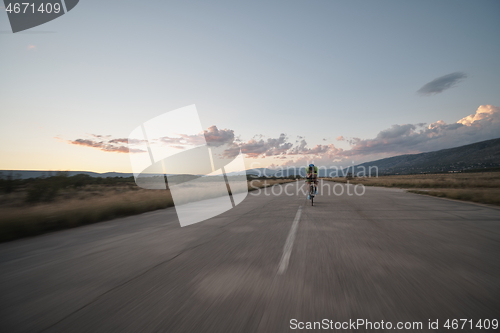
[327,172,500,206]
[0,179,294,242]
[407,189,500,206]
[326,172,500,188]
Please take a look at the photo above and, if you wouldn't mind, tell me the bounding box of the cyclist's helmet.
[309,164,314,167]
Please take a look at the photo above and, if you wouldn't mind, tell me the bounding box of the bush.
[25,180,59,203]
[0,174,15,194]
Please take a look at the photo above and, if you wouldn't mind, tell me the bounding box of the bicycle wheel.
[310,185,314,206]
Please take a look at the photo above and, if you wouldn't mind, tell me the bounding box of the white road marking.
[277,206,303,275]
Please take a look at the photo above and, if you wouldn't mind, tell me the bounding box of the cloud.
[159,134,204,146]
[203,126,235,146]
[27,45,36,51]
[222,135,342,160]
[158,125,234,147]
[282,104,500,167]
[92,134,111,139]
[65,105,500,164]
[68,138,146,154]
[457,104,498,126]
[344,105,500,157]
[417,72,467,95]
[66,125,234,154]
[139,104,500,162]
[223,133,293,158]
[287,139,341,156]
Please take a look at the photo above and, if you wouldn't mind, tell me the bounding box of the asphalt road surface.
[1,181,499,332]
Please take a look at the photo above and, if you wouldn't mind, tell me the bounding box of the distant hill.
[0,170,136,180]
[243,138,500,177]
[349,137,500,176]
[4,138,499,180]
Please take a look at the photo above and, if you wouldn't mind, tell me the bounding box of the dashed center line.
[277,206,303,275]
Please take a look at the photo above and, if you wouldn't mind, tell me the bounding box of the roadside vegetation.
[327,172,500,206]
[0,172,295,242]
[407,188,500,206]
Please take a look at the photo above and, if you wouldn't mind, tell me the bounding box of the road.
[0,181,499,332]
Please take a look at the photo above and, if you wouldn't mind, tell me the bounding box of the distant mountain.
[348,137,500,176]
[4,138,499,180]
[0,170,136,180]
[243,138,500,177]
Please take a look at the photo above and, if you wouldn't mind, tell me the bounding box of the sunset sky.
[1,0,499,174]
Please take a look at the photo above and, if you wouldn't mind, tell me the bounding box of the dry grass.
[0,189,173,242]
[326,172,500,188]
[408,189,500,206]
[0,179,294,242]
[327,172,500,206]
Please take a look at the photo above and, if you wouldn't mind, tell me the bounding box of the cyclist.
[305,163,318,199]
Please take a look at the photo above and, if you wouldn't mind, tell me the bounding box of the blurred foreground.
[0,173,293,242]
[0,182,498,332]
[329,172,500,206]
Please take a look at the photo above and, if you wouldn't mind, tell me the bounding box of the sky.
[1,0,500,174]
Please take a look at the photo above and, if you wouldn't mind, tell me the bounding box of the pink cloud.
[65,105,500,163]
[457,105,499,126]
[283,104,500,167]
[158,125,235,148]
[67,138,146,154]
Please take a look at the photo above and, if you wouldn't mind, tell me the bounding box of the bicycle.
[306,177,317,206]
